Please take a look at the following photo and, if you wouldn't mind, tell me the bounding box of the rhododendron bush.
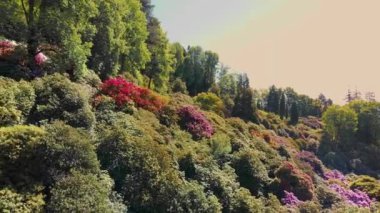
[97,77,165,112]
[329,184,372,207]
[275,161,315,201]
[0,40,15,58]
[0,40,48,66]
[178,105,214,139]
[282,190,303,207]
[323,170,372,208]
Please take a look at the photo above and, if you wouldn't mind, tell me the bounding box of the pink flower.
[35,52,48,65]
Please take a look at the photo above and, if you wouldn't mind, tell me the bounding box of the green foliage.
[194,92,225,115]
[175,46,219,96]
[230,188,264,213]
[316,185,342,209]
[144,17,174,92]
[232,74,258,122]
[47,171,126,213]
[171,78,188,94]
[0,0,98,78]
[350,176,380,200]
[0,77,35,125]
[30,74,95,129]
[0,188,45,213]
[210,133,232,157]
[97,127,180,211]
[0,125,45,187]
[232,149,271,196]
[290,102,299,125]
[29,122,100,186]
[322,105,358,141]
[89,0,150,80]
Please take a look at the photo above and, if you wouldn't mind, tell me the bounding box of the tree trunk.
[27,0,38,75]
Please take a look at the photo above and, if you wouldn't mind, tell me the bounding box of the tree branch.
[20,0,29,25]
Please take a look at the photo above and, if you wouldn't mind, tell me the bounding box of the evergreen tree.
[143,17,173,92]
[290,102,299,125]
[232,74,257,122]
[267,85,280,114]
[279,92,287,119]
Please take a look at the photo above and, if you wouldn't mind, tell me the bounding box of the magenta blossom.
[35,52,48,65]
[281,191,303,207]
[329,184,372,208]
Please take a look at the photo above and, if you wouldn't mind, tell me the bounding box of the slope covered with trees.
[1,1,380,212]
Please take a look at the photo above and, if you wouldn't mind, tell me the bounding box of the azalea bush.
[281,190,302,207]
[324,170,346,182]
[329,184,372,208]
[275,161,315,201]
[0,40,15,58]
[178,105,214,139]
[297,151,324,176]
[98,77,166,112]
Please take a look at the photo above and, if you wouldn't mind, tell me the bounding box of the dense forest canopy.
[1,0,380,212]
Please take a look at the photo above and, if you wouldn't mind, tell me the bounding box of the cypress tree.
[279,93,287,119]
[290,102,299,125]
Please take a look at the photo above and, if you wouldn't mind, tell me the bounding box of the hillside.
[1,1,380,212]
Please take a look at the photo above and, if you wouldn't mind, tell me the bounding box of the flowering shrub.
[275,161,315,201]
[178,105,214,139]
[34,52,48,65]
[98,77,165,112]
[282,190,303,206]
[329,184,372,207]
[297,151,324,176]
[0,40,15,58]
[324,170,346,182]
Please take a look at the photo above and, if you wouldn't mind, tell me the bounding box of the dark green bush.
[29,74,95,129]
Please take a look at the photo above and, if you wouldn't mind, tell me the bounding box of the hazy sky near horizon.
[154,0,380,104]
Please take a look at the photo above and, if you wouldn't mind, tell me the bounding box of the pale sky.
[154,0,380,104]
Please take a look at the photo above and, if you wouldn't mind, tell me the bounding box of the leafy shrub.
[178,105,214,139]
[47,171,126,212]
[0,188,45,213]
[232,149,270,196]
[96,128,182,212]
[30,74,95,129]
[210,133,232,157]
[275,161,315,201]
[297,201,321,213]
[158,105,179,126]
[297,151,324,176]
[194,92,225,115]
[230,188,264,212]
[30,122,100,186]
[99,77,166,112]
[0,107,21,126]
[171,78,188,94]
[0,78,35,125]
[0,125,45,186]
[350,176,380,201]
[316,185,342,209]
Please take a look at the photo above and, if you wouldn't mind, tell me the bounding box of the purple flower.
[178,106,214,139]
[281,190,303,206]
[329,184,372,208]
[324,170,346,182]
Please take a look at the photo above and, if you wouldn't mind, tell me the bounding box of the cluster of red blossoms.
[0,40,15,58]
[98,77,165,112]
